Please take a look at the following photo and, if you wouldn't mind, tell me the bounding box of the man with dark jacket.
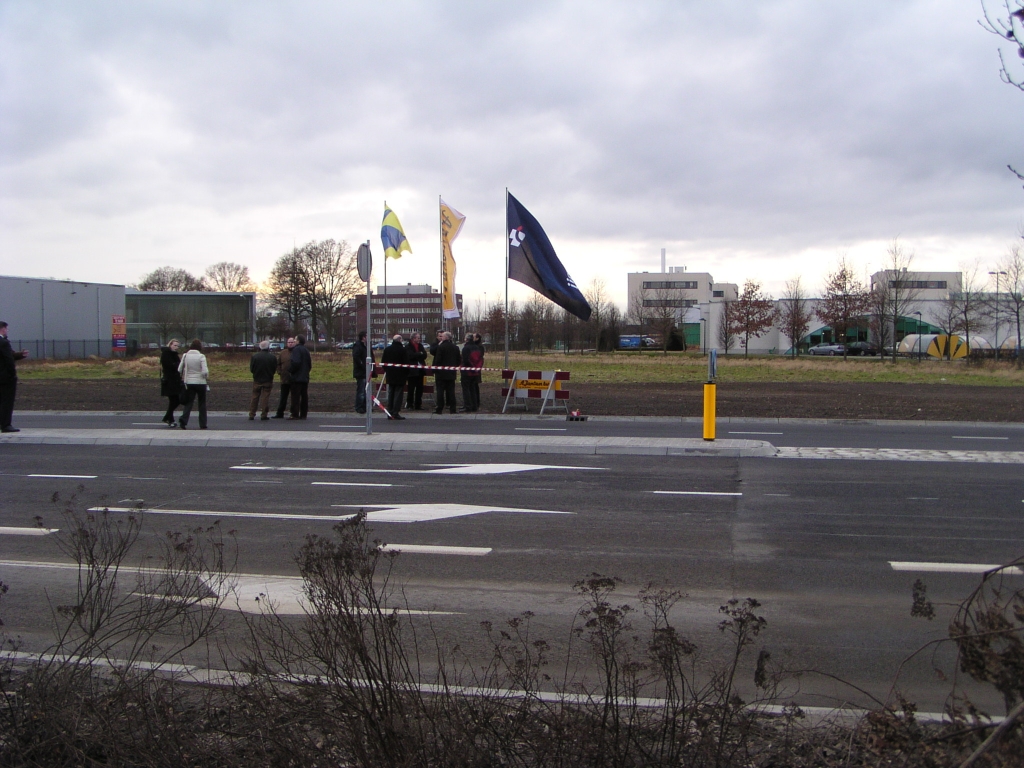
[352,331,374,414]
[460,333,483,413]
[271,338,294,418]
[288,335,313,419]
[248,340,277,420]
[431,331,460,415]
[381,335,409,420]
[0,321,28,433]
[405,332,428,410]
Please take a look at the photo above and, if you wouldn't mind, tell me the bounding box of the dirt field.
[13,378,1023,421]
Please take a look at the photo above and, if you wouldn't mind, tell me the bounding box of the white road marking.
[244,480,283,484]
[514,427,567,431]
[28,474,97,479]
[113,476,167,481]
[131,422,166,426]
[330,503,572,523]
[907,497,939,501]
[951,435,1009,440]
[0,527,57,536]
[318,425,364,429]
[379,544,491,556]
[890,561,1023,575]
[764,493,790,497]
[312,481,401,487]
[520,487,556,491]
[652,491,743,497]
[729,431,783,435]
[234,463,603,476]
[88,506,352,522]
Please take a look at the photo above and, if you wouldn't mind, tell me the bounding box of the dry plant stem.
[957,698,1024,768]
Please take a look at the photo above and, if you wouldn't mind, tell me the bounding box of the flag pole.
[438,194,444,335]
[504,188,509,370]
[383,201,388,344]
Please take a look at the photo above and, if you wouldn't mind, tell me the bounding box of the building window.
[887,280,947,289]
[712,290,724,298]
[642,280,698,290]
[643,299,697,308]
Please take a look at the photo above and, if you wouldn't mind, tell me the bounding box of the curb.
[0,429,776,458]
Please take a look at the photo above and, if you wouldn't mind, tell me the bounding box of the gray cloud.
[1,0,1022,298]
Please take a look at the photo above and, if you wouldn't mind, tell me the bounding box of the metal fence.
[9,339,114,360]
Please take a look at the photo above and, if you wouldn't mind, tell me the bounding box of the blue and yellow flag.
[381,204,412,260]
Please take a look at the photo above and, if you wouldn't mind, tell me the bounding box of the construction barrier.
[501,370,571,415]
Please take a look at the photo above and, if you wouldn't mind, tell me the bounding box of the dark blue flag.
[506,193,592,322]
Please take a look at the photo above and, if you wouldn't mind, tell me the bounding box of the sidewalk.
[0,427,775,458]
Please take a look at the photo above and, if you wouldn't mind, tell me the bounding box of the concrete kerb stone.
[0,428,775,458]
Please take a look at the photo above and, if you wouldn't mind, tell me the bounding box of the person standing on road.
[405,332,427,410]
[159,338,182,427]
[460,333,483,413]
[248,340,276,421]
[0,321,28,433]
[352,331,374,414]
[272,338,294,419]
[382,335,409,420]
[177,339,209,430]
[289,335,312,419]
[431,331,460,415]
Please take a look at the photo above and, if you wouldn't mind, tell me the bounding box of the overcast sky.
[2,1,1023,308]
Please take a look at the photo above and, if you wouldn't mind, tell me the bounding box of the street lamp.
[700,316,707,356]
[989,271,1006,360]
[913,311,922,362]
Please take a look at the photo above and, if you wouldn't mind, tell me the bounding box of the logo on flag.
[509,227,525,247]
[381,204,412,260]
[440,199,466,320]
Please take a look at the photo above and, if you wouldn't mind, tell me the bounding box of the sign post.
[357,241,373,435]
[111,315,127,356]
[703,349,717,441]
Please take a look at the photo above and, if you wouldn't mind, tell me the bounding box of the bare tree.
[998,243,1024,362]
[818,257,871,358]
[873,239,922,363]
[265,249,306,331]
[297,239,360,346]
[718,300,737,354]
[149,305,181,346]
[981,2,1024,185]
[136,267,207,291]
[946,264,989,360]
[628,285,651,352]
[778,278,813,357]
[730,281,776,357]
[204,261,255,292]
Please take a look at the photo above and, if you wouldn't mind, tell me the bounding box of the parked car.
[372,341,386,350]
[845,341,879,356]
[269,341,284,350]
[337,341,355,349]
[808,343,846,356]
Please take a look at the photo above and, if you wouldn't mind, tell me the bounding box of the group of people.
[374,330,484,419]
[159,335,313,427]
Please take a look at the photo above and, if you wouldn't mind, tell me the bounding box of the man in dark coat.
[405,332,428,410]
[272,338,294,418]
[159,339,182,426]
[288,335,312,419]
[431,331,460,415]
[460,333,483,413]
[381,335,409,420]
[352,331,374,414]
[248,340,277,420]
[0,321,28,433]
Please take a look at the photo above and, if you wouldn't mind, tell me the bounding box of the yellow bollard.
[703,382,716,441]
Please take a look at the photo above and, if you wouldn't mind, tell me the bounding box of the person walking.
[382,335,409,420]
[0,321,28,433]
[289,335,312,419]
[177,339,209,430]
[159,338,182,426]
[248,340,276,420]
[271,338,294,418]
[431,331,460,415]
[405,332,428,410]
[352,331,374,414]
[460,333,483,413]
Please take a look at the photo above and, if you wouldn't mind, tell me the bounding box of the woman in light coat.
[177,339,209,429]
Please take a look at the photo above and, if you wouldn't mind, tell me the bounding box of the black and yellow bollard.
[703,349,717,441]
[703,382,716,441]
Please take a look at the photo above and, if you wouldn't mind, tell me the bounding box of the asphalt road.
[12,410,1024,451]
[2,441,1022,713]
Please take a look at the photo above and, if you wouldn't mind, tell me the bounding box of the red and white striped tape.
[375,363,499,372]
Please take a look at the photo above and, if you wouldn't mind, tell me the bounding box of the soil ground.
[12,378,1023,421]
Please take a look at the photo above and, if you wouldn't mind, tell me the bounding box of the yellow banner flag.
[440,199,466,319]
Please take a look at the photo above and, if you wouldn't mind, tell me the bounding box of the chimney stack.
[661,248,666,273]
